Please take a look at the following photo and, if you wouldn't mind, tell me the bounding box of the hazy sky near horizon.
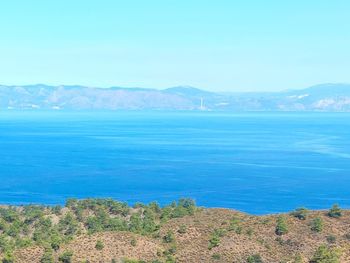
[0,0,349,92]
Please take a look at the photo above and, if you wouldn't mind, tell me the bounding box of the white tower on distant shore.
[200,98,204,110]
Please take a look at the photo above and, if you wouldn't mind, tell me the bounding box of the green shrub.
[344,233,350,240]
[148,201,161,214]
[228,216,243,234]
[178,224,187,234]
[275,236,284,245]
[165,255,176,263]
[293,254,303,263]
[2,251,14,263]
[52,205,62,215]
[40,247,54,263]
[310,245,340,263]
[65,199,78,209]
[246,228,254,237]
[142,209,158,233]
[129,213,143,233]
[328,204,342,218]
[165,244,177,255]
[122,259,146,263]
[208,229,225,250]
[130,238,137,246]
[58,213,79,236]
[163,231,175,243]
[15,237,32,248]
[23,206,45,224]
[311,217,323,232]
[0,208,19,223]
[178,198,195,210]
[6,222,21,237]
[50,233,62,251]
[85,216,103,233]
[208,234,220,250]
[275,216,288,236]
[161,198,196,220]
[58,251,73,263]
[212,253,221,260]
[326,235,336,244]
[247,254,263,263]
[291,207,308,220]
[0,219,8,231]
[95,240,104,250]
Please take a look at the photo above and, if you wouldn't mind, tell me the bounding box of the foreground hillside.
[0,199,349,263]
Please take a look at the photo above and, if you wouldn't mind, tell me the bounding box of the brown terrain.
[2,204,349,263]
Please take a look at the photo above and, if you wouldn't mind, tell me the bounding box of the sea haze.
[0,111,349,214]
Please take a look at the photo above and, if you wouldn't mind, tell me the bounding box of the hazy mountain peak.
[164,86,212,96]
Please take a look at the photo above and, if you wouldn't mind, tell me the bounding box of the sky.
[0,0,349,92]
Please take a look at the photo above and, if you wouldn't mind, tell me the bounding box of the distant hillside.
[0,198,349,262]
[1,83,350,111]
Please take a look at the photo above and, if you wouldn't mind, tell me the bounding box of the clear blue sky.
[0,0,349,92]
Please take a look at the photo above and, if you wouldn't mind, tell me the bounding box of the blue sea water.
[0,111,349,214]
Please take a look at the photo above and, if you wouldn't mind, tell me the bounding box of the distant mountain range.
[1,83,350,111]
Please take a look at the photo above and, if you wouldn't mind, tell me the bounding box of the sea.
[0,111,349,214]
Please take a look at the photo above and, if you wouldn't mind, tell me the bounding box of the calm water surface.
[0,111,349,214]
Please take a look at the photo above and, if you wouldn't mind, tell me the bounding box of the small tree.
[275,216,288,236]
[291,207,308,220]
[208,229,225,250]
[326,235,336,244]
[293,254,303,263]
[178,224,187,234]
[328,204,342,218]
[130,238,137,246]
[50,233,62,251]
[2,251,14,263]
[40,247,54,263]
[95,240,104,250]
[310,245,340,263]
[58,251,73,263]
[247,254,263,263]
[228,216,243,234]
[163,231,175,243]
[311,217,323,232]
[208,235,220,250]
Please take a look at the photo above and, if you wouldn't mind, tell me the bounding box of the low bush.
[310,245,340,263]
[208,229,226,250]
[163,231,175,243]
[58,251,73,263]
[275,216,288,236]
[95,240,104,250]
[326,235,336,244]
[247,254,263,263]
[40,247,54,263]
[311,217,323,232]
[328,204,342,218]
[291,207,308,220]
[178,224,187,234]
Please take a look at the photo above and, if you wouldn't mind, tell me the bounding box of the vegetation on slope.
[0,199,348,262]
[0,198,196,262]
